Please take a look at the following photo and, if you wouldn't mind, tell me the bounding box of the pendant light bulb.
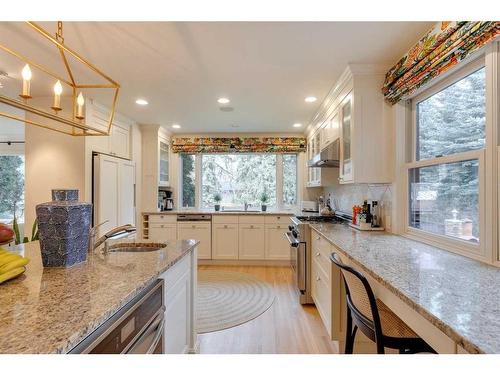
[22,64,32,81]
[77,92,84,106]
[54,80,63,95]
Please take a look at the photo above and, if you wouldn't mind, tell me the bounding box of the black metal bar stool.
[330,252,436,354]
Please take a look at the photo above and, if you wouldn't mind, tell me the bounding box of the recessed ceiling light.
[135,99,148,106]
[172,124,181,129]
[230,124,240,128]
[293,123,302,128]
[217,97,230,104]
[304,96,317,103]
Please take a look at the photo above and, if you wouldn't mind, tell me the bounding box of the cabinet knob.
[277,225,281,229]
[277,216,281,219]
[316,276,321,281]
[250,225,254,229]
[160,215,164,219]
[161,225,164,228]
[317,236,321,240]
[315,252,320,257]
[192,225,196,229]
[224,225,228,229]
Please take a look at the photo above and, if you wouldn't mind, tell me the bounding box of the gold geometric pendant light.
[0,21,120,136]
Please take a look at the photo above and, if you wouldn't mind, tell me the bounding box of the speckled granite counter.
[0,239,198,354]
[310,222,500,354]
[142,209,296,215]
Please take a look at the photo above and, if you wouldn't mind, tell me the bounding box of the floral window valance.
[171,137,306,153]
[383,21,500,105]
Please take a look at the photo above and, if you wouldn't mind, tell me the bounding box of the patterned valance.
[383,21,500,105]
[171,137,306,153]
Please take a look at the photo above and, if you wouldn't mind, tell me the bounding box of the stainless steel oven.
[286,217,312,304]
[287,214,347,305]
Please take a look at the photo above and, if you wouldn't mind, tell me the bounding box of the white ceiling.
[0,22,433,133]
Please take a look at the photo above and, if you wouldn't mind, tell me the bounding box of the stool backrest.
[330,252,382,331]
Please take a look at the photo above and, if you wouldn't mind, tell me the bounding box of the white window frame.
[178,152,299,211]
[403,57,488,259]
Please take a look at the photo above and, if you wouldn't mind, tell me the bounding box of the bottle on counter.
[371,200,380,228]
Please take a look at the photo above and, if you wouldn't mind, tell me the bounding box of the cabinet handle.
[161,225,164,228]
[192,225,196,229]
[316,276,321,281]
[224,225,228,229]
[277,225,281,229]
[250,225,254,229]
[277,216,280,219]
[160,215,164,219]
[315,252,320,257]
[316,236,321,240]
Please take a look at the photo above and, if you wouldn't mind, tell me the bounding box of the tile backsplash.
[323,183,393,229]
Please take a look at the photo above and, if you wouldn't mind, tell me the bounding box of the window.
[408,63,485,248]
[0,155,25,225]
[180,153,299,210]
[180,154,196,208]
[201,154,277,209]
[282,154,298,206]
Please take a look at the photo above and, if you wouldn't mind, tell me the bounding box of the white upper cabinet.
[306,65,394,185]
[86,99,131,159]
[159,138,170,186]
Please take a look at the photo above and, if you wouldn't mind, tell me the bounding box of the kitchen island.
[309,222,500,354]
[0,238,198,354]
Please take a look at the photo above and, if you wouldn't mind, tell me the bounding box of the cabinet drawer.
[311,260,332,333]
[213,215,239,224]
[312,247,331,281]
[149,214,177,224]
[177,222,211,230]
[149,223,177,242]
[239,215,265,224]
[264,215,292,224]
[311,231,331,257]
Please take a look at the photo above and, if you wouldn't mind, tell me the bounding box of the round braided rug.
[197,270,275,334]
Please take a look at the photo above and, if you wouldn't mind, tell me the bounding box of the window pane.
[201,154,276,209]
[416,67,485,160]
[0,155,25,224]
[283,154,297,206]
[409,159,479,243]
[180,154,195,208]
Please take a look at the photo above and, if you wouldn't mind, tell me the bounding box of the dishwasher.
[69,279,165,354]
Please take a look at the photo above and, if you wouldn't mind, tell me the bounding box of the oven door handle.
[285,232,300,247]
[127,309,165,354]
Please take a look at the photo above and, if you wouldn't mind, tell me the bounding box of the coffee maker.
[158,188,174,211]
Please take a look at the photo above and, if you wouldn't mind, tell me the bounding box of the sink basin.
[106,242,167,253]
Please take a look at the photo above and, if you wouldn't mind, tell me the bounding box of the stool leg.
[345,310,356,354]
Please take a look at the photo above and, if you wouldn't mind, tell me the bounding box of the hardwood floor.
[197,265,339,354]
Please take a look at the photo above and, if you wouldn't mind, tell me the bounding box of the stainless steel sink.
[105,242,167,253]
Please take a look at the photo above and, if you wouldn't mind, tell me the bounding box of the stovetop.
[295,215,345,223]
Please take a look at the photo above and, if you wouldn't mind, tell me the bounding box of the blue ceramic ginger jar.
[36,189,92,267]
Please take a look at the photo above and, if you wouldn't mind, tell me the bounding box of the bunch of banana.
[0,248,29,284]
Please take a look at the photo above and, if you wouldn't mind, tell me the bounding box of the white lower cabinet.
[238,224,265,259]
[160,248,197,354]
[212,223,239,259]
[149,223,177,242]
[264,224,290,260]
[177,222,212,260]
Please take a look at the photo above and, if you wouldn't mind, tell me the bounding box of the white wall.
[24,123,86,230]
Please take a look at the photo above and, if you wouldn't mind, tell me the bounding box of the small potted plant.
[214,193,222,211]
[260,191,269,212]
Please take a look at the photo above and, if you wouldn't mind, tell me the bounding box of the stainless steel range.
[286,213,347,304]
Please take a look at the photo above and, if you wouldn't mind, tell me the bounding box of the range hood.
[307,140,340,168]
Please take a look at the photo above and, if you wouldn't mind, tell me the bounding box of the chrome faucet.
[244,202,249,211]
[89,222,137,252]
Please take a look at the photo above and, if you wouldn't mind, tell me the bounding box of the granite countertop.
[0,238,198,354]
[310,222,500,354]
[142,209,297,216]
